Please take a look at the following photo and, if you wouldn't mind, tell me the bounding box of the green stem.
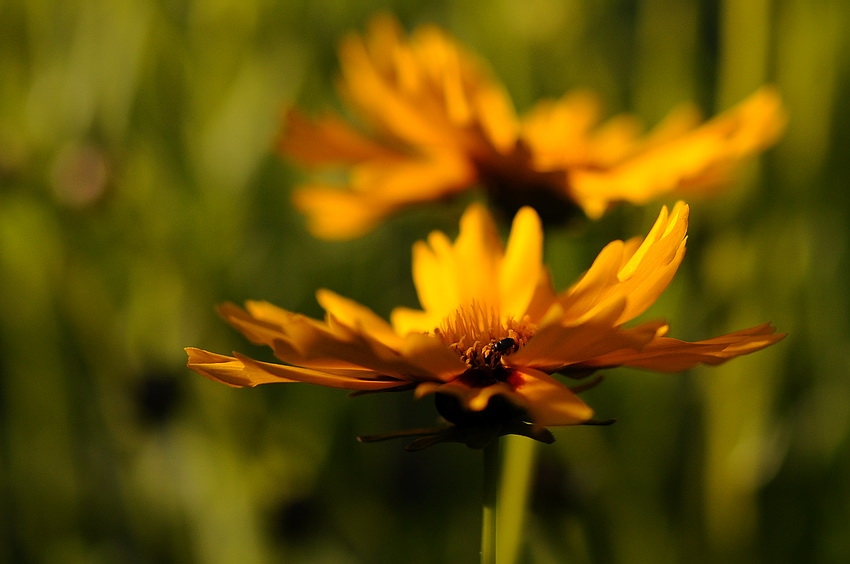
[481,439,500,564]
[497,436,538,564]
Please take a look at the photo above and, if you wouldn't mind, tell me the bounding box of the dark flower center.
[434,392,526,427]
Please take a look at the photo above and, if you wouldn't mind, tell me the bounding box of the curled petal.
[560,202,688,325]
[186,348,407,390]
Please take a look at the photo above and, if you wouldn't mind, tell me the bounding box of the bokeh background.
[2,0,849,562]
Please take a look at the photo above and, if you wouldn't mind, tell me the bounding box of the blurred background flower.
[1,1,848,563]
[280,15,785,239]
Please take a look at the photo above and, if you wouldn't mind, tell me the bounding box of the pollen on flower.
[435,302,534,376]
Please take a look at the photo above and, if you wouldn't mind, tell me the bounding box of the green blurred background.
[1,0,848,562]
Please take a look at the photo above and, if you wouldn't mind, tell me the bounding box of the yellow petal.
[560,202,688,325]
[293,185,392,240]
[217,301,288,346]
[316,289,403,349]
[471,82,520,154]
[613,201,688,323]
[499,206,543,319]
[452,203,503,308]
[508,368,594,426]
[408,203,504,319]
[521,90,602,168]
[399,332,469,382]
[390,306,443,337]
[338,24,453,148]
[571,88,786,216]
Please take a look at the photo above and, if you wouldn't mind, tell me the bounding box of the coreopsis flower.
[279,14,786,239]
[186,202,784,449]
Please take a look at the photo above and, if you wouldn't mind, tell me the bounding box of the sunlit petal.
[509,368,594,426]
[499,206,543,319]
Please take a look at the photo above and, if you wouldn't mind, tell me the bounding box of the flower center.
[434,303,534,388]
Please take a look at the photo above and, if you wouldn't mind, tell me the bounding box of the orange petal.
[521,90,602,168]
[292,185,393,240]
[186,347,406,390]
[578,323,786,372]
[571,88,785,216]
[510,299,661,372]
[277,109,400,166]
[471,81,520,154]
[233,352,410,390]
[186,347,296,387]
[338,24,453,148]
[414,369,594,427]
[399,332,468,382]
[413,379,509,412]
[508,368,594,426]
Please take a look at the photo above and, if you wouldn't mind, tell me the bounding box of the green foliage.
[1,0,849,562]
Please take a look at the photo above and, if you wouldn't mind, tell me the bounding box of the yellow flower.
[186,202,784,448]
[280,15,785,239]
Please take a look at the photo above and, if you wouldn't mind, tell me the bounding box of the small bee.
[491,337,517,355]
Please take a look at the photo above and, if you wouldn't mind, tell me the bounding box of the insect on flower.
[186,202,785,449]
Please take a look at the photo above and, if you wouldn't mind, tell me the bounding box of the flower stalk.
[481,439,500,564]
[497,436,538,564]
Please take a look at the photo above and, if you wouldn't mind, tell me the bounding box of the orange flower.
[280,15,786,239]
[186,202,784,449]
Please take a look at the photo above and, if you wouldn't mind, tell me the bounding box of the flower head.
[280,14,786,239]
[186,202,784,449]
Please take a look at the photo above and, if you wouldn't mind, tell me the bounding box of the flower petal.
[571,88,786,217]
[406,202,503,321]
[452,203,503,308]
[560,202,688,325]
[277,109,400,166]
[499,206,543,319]
[414,379,512,412]
[292,185,394,240]
[399,332,469,382]
[186,347,407,390]
[521,89,603,168]
[510,299,662,372]
[414,368,594,427]
[507,368,594,426]
[578,323,786,372]
[338,18,455,148]
[316,289,403,349]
